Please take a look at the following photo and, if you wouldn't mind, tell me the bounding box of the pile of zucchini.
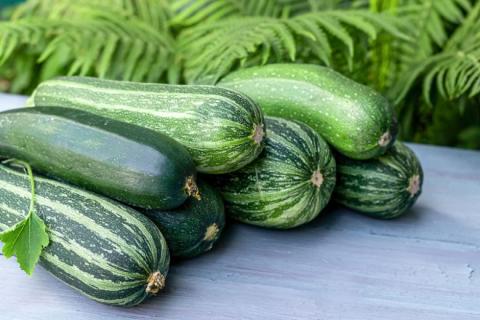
[0,63,423,307]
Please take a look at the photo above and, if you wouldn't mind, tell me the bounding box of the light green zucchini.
[219,63,397,159]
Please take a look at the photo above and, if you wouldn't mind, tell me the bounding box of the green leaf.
[0,210,49,275]
[0,160,49,276]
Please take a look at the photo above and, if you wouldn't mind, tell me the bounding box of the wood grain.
[0,94,479,320]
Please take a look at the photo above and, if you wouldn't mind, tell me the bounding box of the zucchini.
[212,117,336,229]
[0,164,170,306]
[145,180,225,258]
[28,76,266,174]
[219,63,397,159]
[334,142,423,219]
[0,107,198,209]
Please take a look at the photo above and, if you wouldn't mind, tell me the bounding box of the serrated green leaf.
[0,160,49,276]
[0,210,49,275]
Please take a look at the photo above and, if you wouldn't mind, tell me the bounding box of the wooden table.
[0,93,479,320]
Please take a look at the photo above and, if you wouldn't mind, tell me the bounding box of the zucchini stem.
[185,176,201,200]
[378,131,392,147]
[407,174,421,197]
[310,170,324,188]
[252,123,265,145]
[203,223,220,241]
[146,271,165,295]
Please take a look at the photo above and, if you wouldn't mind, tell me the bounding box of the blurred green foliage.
[0,0,478,149]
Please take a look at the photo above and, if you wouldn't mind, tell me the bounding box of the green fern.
[169,0,239,27]
[178,10,407,83]
[0,2,174,92]
[393,1,480,105]
[169,0,313,28]
[399,0,471,62]
[13,0,171,31]
[169,0,367,28]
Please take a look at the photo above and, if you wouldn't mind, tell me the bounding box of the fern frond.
[168,0,365,28]
[13,0,171,32]
[397,0,471,65]
[169,0,240,28]
[392,1,480,105]
[178,10,407,83]
[0,5,174,92]
[0,19,50,65]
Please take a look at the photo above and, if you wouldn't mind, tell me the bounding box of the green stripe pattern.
[334,142,424,219]
[0,165,170,306]
[212,117,336,229]
[145,180,225,258]
[29,76,266,174]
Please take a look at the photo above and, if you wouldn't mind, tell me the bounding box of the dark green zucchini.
[145,180,225,258]
[0,164,170,306]
[212,117,336,229]
[334,142,423,219]
[0,107,198,209]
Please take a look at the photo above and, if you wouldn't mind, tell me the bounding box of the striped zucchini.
[212,117,336,229]
[145,180,225,258]
[0,164,170,306]
[0,107,198,209]
[334,142,423,219]
[219,64,397,159]
[28,77,266,174]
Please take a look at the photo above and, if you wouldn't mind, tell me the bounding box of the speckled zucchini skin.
[28,76,266,174]
[334,142,423,219]
[212,117,336,229]
[219,64,397,159]
[145,180,225,258]
[0,164,170,306]
[0,107,197,209]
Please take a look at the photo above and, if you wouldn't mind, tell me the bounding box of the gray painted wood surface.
[0,93,479,320]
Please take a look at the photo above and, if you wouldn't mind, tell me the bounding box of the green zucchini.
[334,142,423,219]
[28,76,266,174]
[145,180,225,258]
[0,164,170,306]
[212,117,336,229]
[219,63,397,159]
[0,107,198,209]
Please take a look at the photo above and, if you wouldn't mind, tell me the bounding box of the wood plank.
[0,93,27,109]
[0,94,479,319]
